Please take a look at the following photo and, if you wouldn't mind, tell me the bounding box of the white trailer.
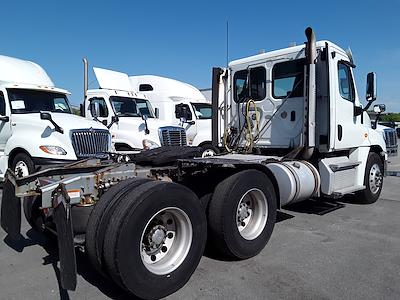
[0,55,111,178]
[1,28,387,299]
[81,63,187,151]
[129,75,217,156]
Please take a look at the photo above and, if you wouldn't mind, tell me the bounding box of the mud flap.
[0,171,21,240]
[52,184,77,291]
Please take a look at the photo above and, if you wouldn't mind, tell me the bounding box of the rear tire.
[103,181,206,299]
[207,169,277,259]
[86,177,151,274]
[354,152,383,204]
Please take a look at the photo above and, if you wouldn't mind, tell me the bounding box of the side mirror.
[373,104,386,114]
[154,107,159,118]
[89,101,100,118]
[175,104,192,120]
[40,111,64,134]
[40,111,52,121]
[366,72,377,102]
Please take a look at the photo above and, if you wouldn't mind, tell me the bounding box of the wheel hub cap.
[236,188,268,241]
[369,163,382,194]
[140,207,193,275]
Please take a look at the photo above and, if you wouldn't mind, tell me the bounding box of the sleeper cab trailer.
[0,28,387,300]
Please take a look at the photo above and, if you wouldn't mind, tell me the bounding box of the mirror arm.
[50,119,64,134]
[362,100,374,112]
[373,112,382,129]
[107,117,118,129]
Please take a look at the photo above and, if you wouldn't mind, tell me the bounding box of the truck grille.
[384,129,398,147]
[71,129,110,158]
[159,126,187,147]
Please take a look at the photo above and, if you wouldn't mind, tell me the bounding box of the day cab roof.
[229,40,348,68]
[90,67,147,100]
[0,55,69,94]
[129,75,207,103]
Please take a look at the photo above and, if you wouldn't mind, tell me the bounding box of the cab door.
[332,53,367,149]
[0,91,12,152]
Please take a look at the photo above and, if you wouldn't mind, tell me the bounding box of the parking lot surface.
[1,157,399,300]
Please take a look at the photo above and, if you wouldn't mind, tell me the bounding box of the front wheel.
[200,144,219,158]
[11,153,35,178]
[354,152,384,204]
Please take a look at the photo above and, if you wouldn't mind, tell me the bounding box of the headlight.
[39,145,67,155]
[142,139,159,150]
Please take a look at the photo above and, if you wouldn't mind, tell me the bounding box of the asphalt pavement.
[1,156,399,300]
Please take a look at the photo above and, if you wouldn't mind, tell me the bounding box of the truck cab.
[83,68,187,151]
[214,31,387,199]
[0,55,111,178]
[130,75,216,156]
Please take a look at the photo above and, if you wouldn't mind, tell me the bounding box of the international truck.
[129,75,217,156]
[0,28,387,299]
[0,55,111,179]
[81,61,187,152]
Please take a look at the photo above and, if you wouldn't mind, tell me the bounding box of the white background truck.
[0,55,111,178]
[81,63,187,151]
[130,75,217,156]
[0,28,388,300]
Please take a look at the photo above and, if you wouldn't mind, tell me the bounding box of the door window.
[89,97,108,117]
[272,59,305,99]
[337,62,355,102]
[234,67,266,102]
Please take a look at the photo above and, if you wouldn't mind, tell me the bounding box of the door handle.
[337,124,343,141]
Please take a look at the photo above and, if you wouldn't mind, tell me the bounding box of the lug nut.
[167,232,173,239]
[151,255,156,261]
[161,246,168,252]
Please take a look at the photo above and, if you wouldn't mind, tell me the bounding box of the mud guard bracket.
[51,183,77,291]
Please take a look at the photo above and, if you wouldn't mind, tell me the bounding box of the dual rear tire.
[86,179,207,299]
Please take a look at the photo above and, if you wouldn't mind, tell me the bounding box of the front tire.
[200,144,219,158]
[12,153,35,178]
[354,152,384,204]
[103,181,207,299]
[207,169,277,259]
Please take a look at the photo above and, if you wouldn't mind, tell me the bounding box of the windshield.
[7,88,71,114]
[191,103,212,119]
[110,96,154,118]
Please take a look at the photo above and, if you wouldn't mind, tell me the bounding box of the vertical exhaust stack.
[303,27,317,159]
[83,58,88,100]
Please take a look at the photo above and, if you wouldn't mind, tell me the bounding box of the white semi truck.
[0,55,111,178]
[129,75,216,156]
[1,28,387,299]
[81,62,187,151]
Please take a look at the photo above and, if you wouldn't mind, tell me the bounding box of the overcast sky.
[1,0,399,111]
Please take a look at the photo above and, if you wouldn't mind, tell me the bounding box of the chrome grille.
[71,129,110,158]
[159,126,187,146]
[384,129,397,147]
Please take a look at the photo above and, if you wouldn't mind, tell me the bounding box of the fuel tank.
[267,160,320,206]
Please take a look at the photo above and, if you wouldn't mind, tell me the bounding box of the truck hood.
[110,117,183,147]
[12,112,108,133]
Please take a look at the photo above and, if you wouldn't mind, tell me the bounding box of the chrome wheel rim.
[369,163,382,194]
[15,161,29,178]
[201,148,216,158]
[236,188,268,240]
[140,207,193,275]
